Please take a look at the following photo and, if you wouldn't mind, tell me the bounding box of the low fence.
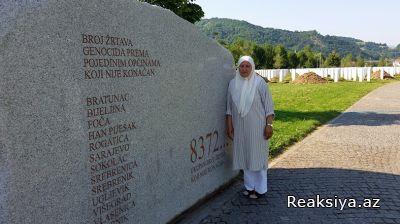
[255,66,400,82]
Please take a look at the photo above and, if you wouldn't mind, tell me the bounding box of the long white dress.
[226,76,274,194]
[226,76,274,171]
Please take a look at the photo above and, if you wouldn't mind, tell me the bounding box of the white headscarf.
[232,56,262,117]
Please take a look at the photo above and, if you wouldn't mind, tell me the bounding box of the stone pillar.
[279,69,284,82]
[291,69,296,81]
[367,67,371,82]
[334,68,339,82]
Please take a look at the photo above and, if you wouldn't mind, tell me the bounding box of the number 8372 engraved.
[190,130,222,163]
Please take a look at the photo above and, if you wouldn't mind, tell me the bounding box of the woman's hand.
[264,125,273,140]
[227,126,234,140]
[226,115,234,140]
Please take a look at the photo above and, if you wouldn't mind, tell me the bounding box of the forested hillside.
[196,18,396,60]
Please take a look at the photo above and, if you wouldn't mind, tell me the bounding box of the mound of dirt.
[292,72,327,84]
[371,70,393,80]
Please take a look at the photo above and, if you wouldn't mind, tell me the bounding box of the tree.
[273,44,288,69]
[324,51,341,67]
[212,32,219,39]
[251,45,267,68]
[227,39,255,63]
[356,56,365,67]
[287,51,299,68]
[139,0,204,23]
[378,57,386,66]
[229,47,243,64]
[297,51,308,68]
[262,44,275,69]
[316,53,323,68]
[341,53,353,67]
[296,46,317,68]
[303,46,317,68]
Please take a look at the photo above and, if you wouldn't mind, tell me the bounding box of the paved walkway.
[178,82,400,224]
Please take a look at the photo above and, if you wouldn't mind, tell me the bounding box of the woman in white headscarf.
[226,56,275,199]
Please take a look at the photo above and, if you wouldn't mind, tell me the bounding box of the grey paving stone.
[178,82,400,224]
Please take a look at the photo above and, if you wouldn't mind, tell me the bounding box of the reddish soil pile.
[371,70,393,80]
[292,72,327,84]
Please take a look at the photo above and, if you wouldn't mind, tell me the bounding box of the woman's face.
[239,61,252,78]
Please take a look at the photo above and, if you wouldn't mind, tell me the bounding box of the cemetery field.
[269,79,396,158]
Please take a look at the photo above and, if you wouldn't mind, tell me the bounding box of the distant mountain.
[195,18,395,60]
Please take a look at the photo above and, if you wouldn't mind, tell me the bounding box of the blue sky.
[195,0,399,47]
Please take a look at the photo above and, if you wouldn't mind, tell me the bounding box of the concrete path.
[178,82,400,224]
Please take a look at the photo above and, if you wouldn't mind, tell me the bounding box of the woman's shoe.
[249,192,265,199]
[242,190,254,196]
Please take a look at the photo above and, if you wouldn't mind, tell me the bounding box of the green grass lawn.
[268,80,396,158]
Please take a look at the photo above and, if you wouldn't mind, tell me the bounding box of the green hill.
[195,18,395,60]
